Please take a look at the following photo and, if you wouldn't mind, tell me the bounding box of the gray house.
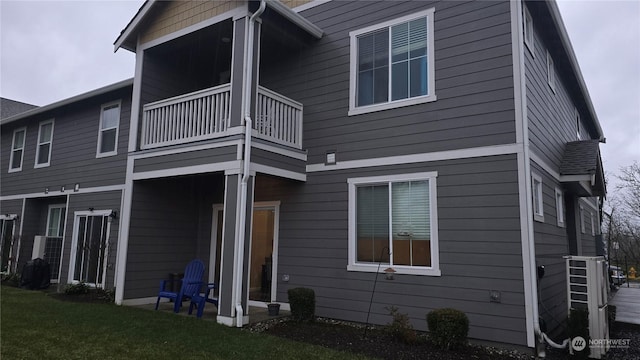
[1,0,606,352]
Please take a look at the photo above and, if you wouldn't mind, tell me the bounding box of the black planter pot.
[267,303,280,316]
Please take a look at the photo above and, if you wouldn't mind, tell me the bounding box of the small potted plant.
[267,303,280,316]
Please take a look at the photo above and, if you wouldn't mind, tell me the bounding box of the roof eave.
[546,0,605,142]
[0,78,134,126]
[113,0,156,53]
[266,0,324,39]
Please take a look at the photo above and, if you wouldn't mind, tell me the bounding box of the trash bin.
[20,258,50,290]
[169,272,184,292]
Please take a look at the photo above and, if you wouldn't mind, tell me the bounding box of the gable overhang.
[114,0,323,53]
[559,141,606,198]
[546,1,605,142]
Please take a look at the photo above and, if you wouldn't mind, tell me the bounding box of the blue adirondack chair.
[155,259,205,313]
[188,283,218,318]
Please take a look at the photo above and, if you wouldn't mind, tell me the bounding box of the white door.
[69,211,111,287]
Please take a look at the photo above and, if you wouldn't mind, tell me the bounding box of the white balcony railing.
[140,84,303,150]
[255,86,303,149]
[141,84,231,149]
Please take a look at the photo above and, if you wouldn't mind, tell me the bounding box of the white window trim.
[580,205,585,233]
[35,119,54,168]
[555,188,565,227]
[546,50,556,93]
[45,204,66,284]
[532,173,544,222]
[96,100,121,158]
[590,211,595,236]
[8,127,27,173]
[523,5,534,56]
[348,8,437,116]
[67,209,112,287]
[347,171,440,276]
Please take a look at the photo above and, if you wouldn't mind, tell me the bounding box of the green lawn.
[1,286,368,360]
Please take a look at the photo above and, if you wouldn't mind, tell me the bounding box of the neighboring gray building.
[1,0,606,353]
[1,98,38,120]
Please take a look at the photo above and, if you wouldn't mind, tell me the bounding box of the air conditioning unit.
[566,256,609,359]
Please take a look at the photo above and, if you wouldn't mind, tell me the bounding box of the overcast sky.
[1,0,638,186]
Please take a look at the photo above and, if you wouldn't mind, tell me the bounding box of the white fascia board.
[546,1,604,141]
[559,174,592,182]
[113,0,156,52]
[266,0,323,39]
[1,79,134,126]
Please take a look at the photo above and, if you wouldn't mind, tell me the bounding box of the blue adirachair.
[189,283,218,318]
[155,259,205,313]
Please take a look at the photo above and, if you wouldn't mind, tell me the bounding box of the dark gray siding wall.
[60,191,123,288]
[260,0,516,165]
[0,199,23,218]
[524,4,592,169]
[0,87,132,197]
[254,154,527,346]
[125,174,224,299]
[530,162,568,336]
[251,147,306,174]
[133,146,238,173]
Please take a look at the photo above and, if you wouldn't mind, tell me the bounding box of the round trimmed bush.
[426,308,469,349]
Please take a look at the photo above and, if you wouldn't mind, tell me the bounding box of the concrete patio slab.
[609,286,640,325]
[135,300,290,324]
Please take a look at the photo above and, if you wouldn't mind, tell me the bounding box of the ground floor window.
[347,172,440,276]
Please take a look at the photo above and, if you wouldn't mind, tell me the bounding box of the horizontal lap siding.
[133,146,237,173]
[1,199,23,217]
[254,154,527,346]
[524,7,581,169]
[124,175,224,299]
[250,148,306,174]
[62,191,123,288]
[1,87,131,197]
[531,162,569,335]
[260,0,516,165]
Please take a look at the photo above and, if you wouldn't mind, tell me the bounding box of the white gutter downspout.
[235,0,266,328]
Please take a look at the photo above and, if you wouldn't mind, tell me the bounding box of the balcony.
[141,84,302,150]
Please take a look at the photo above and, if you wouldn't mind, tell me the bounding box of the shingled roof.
[559,140,601,176]
[1,98,38,120]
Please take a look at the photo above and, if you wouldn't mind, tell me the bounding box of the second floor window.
[97,102,120,157]
[35,120,54,168]
[9,128,26,172]
[532,173,544,222]
[349,8,436,116]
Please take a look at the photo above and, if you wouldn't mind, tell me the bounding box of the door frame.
[0,214,18,273]
[210,201,280,307]
[45,204,66,283]
[67,210,112,287]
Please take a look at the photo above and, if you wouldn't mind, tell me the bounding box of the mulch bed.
[47,291,114,304]
[249,317,640,360]
[251,318,535,360]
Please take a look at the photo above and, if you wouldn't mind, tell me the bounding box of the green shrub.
[0,273,20,287]
[385,306,417,344]
[426,308,469,350]
[64,282,90,295]
[567,307,590,359]
[288,287,315,322]
[96,288,115,303]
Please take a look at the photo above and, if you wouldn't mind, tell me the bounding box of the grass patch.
[1,286,369,360]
